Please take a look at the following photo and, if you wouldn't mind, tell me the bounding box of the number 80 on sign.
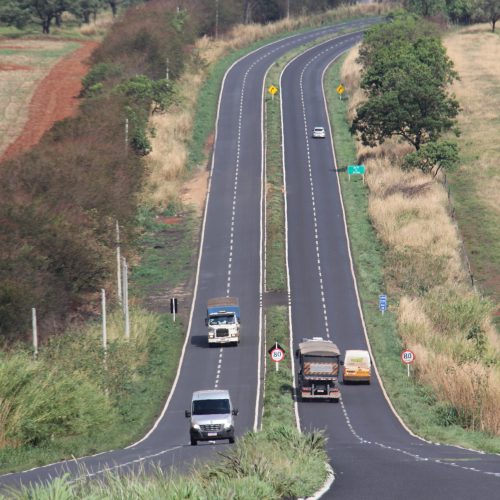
[270,348,285,363]
[401,349,415,365]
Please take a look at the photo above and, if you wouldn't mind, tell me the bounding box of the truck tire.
[191,438,197,446]
[229,436,235,444]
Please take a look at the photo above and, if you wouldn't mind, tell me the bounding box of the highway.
[0,18,380,491]
[280,31,500,499]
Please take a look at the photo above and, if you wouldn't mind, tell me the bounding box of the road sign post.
[268,342,285,372]
[336,84,345,100]
[379,294,387,314]
[401,349,415,377]
[170,297,178,323]
[268,85,278,101]
[347,164,366,182]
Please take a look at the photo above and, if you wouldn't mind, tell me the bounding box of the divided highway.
[280,32,500,499]
[0,18,380,491]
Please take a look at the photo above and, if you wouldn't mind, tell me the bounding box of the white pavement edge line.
[279,59,301,433]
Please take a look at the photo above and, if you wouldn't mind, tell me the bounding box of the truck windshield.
[193,399,230,415]
[209,314,236,326]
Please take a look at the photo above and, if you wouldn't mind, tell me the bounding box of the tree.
[351,19,460,151]
[482,0,500,31]
[406,0,447,16]
[402,140,460,176]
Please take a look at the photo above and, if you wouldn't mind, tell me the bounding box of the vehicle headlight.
[223,422,232,429]
[192,424,200,430]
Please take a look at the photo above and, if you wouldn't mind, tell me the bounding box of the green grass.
[448,173,500,330]
[131,207,198,297]
[325,55,500,453]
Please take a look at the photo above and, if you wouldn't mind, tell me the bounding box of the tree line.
[406,0,500,32]
[0,0,351,34]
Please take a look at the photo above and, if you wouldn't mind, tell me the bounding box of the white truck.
[205,297,240,345]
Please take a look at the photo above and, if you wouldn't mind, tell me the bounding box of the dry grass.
[341,37,500,436]
[444,24,500,215]
[144,3,391,209]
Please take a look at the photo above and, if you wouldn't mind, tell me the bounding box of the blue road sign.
[379,294,387,312]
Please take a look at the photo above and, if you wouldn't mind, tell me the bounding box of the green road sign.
[347,165,366,175]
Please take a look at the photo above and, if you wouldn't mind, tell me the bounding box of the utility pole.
[166,57,169,81]
[122,258,130,340]
[125,118,129,153]
[116,221,122,305]
[102,289,107,351]
[215,0,219,39]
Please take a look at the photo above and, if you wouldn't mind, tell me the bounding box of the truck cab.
[185,390,238,446]
[206,297,240,345]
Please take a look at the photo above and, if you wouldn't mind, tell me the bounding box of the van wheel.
[191,438,197,446]
[229,436,235,444]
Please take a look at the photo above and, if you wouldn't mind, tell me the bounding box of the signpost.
[379,294,387,314]
[347,164,366,182]
[268,85,279,100]
[401,349,415,377]
[170,297,178,323]
[268,342,285,372]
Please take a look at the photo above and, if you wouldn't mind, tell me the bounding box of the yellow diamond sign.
[336,84,345,95]
[268,85,278,95]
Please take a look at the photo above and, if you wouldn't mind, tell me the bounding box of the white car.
[312,126,326,138]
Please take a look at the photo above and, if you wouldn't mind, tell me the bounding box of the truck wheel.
[191,438,197,446]
[229,436,235,444]
[332,397,340,403]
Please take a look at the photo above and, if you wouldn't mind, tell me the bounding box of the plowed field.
[0,39,98,161]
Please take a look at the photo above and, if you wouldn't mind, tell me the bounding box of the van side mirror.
[232,408,239,416]
[295,349,299,358]
[340,360,344,366]
[205,318,208,327]
[185,410,191,418]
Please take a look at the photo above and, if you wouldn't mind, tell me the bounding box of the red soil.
[0,63,32,71]
[1,40,99,161]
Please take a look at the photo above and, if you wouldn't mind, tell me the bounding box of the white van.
[185,390,238,446]
[342,350,371,384]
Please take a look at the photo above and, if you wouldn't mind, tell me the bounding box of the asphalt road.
[0,18,380,492]
[280,32,500,500]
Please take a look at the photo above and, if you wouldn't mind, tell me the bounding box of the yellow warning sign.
[336,84,345,95]
[268,85,279,95]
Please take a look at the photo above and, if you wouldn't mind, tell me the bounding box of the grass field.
[444,24,500,329]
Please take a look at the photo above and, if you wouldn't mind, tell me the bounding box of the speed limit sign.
[270,348,284,362]
[268,342,285,371]
[401,349,415,364]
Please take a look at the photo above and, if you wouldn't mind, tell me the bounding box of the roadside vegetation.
[329,13,500,449]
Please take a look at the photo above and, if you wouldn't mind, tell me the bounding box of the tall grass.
[330,43,500,445]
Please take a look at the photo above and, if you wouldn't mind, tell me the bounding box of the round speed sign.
[270,347,285,363]
[401,349,415,365]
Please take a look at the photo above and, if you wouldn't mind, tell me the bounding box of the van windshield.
[193,399,230,415]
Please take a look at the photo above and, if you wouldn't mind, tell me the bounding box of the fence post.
[32,307,38,360]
